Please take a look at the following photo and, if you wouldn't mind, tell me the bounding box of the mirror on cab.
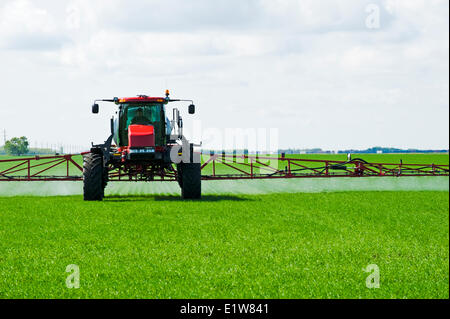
[92,103,99,114]
[188,104,195,114]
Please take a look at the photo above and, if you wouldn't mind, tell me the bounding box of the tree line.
[3,136,29,156]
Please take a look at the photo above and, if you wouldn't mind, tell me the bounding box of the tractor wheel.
[102,167,109,197]
[176,164,183,188]
[83,153,105,201]
[179,162,201,199]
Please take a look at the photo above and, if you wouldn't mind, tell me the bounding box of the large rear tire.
[83,153,105,201]
[178,163,201,199]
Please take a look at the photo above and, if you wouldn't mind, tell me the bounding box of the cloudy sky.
[0,0,448,151]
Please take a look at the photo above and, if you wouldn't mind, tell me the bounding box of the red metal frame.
[199,154,449,180]
[0,153,448,182]
[0,155,83,181]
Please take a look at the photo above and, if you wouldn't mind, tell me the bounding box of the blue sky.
[0,0,448,151]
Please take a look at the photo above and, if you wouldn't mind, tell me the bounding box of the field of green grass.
[0,153,448,299]
[0,191,448,299]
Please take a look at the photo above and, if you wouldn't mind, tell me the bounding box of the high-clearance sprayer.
[0,90,448,201]
[84,90,201,200]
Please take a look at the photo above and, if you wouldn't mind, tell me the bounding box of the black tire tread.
[180,163,201,199]
[83,153,104,201]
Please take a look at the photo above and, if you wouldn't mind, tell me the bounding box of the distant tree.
[4,136,29,156]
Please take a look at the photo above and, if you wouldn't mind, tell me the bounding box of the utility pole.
[3,129,6,145]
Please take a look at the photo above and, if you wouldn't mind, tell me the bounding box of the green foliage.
[0,191,448,298]
[4,136,29,156]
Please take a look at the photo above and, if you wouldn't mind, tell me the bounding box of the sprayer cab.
[91,91,196,158]
[85,90,201,201]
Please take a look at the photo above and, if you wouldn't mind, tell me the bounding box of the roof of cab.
[117,96,167,104]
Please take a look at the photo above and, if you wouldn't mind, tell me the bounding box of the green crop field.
[0,153,448,299]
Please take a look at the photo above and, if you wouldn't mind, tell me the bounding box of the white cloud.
[0,0,68,50]
[0,0,448,150]
[0,0,55,34]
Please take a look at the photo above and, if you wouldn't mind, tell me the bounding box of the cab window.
[126,104,161,127]
[118,103,164,146]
